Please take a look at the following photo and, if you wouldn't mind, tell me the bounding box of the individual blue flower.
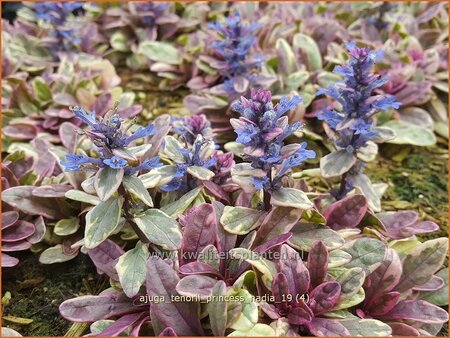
[60,154,103,172]
[103,156,128,169]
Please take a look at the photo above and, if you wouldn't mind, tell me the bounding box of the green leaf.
[139,165,178,189]
[161,187,202,218]
[395,238,448,292]
[85,196,123,249]
[338,318,392,336]
[54,217,80,236]
[228,288,258,331]
[187,165,215,180]
[39,244,77,264]
[328,249,352,268]
[384,120,436,146]
[418,268,449,306]
[32,77,52,102]
[320,150,356,178]
[65,190,100,205]
[334,287,365,310]
[340,238,386,274]
[347,172,383,212]
[208,281,227,336]
[293,33,322,71]
[220,206,266,235]
[123,175,153,207]
[230,248,277,289]
[275,38,296,75]
[229,324,276,336]
[94,167,124,201]
[133,209,182,250]
[138,41,181,65]
[110,31,131,52]
[288,223,345,251]
[116,241,149,297]
[270,188,314,209]
[336,267,365,301]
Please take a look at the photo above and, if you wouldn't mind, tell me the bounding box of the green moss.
[367,144,448,239]
[1,253,107,336]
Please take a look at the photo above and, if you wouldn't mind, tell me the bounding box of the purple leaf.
[381,300,449,324]
[364,248,402,306]
[394,82,432,106]
[32,138,57,178]
[92,93,112,117]
[280,244,310,298]
[146,256,204,336]
[180,203,218,265]
[413,275,445,291]
[2,253,19,267]
[308,317,350,336]
[308,241,328,289]
[388,322,420,336]
[378,211,438,239]
[59,122,78,153]
[272,273,290,313]
[254,207,302,247]
[87,313,144,337]
[2,220,35,242]
[2,211,19,229]
[368,291,400,316]
[2,240,32,251]
[130,315,150,336]
[253,233,292,254]
[59,291,139,322]
[323,194,368,230]
[178,262,222,279]
[176,275,217,299]
[309,281,341,315]
[201,181,231,204]
[88,239,125,281]
[2,186,63,219]
[3,124,37,140]
[159,327,177,336]
[287,302,314,325]
[27,216,46,244]
[118,105,143,119]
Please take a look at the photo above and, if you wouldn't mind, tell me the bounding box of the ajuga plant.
[316,42,400,211]
[230,88,316,210]
[59,104,166,248]
[34,2,84,58]
[184,12,276,118]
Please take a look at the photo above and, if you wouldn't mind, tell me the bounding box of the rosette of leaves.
[321,194,441,241]
[378,34,448,142]
[229,88,316,211]
[359,241,448,335]
[316,42,400,210]
[1,154,56,267]
[59,105,179,251]
[2,54,140,149]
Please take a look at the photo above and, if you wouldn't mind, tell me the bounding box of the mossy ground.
[368,141,448,240]
[2,253,107,336]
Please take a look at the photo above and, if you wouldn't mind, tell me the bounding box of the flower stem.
[118,184,149,244]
